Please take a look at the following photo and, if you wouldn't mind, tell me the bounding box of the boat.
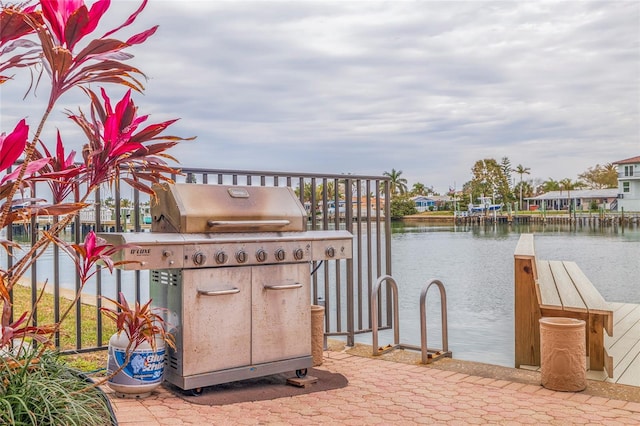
[468,196,502,214]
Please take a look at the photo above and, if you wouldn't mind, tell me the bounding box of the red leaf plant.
[101,291,176,353]
[47,230,135,284]
[0,0,193,387]
[0,2,42,84]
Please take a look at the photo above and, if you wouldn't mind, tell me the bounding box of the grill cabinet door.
[251,263,311,364]
[181,268,252,376]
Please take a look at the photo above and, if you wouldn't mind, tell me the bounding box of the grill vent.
[151,270,180,286]
[168,352,179,371]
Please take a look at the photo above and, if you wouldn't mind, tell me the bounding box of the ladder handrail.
[371,275,452,363]
[371,275,399,356]
[420,279,449,364]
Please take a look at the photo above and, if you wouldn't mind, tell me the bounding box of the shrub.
[390,196,418,218]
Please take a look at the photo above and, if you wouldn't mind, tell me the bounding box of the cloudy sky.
[2,1,639,193]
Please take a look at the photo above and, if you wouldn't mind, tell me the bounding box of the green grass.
[11,285,117,372]
[413,211,455,216]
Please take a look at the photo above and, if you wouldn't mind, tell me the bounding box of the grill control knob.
[256,249,267,262]
[192,251,206,266]
[293,248,304,260]
[325,246,336,258]
[236,250,248,263]
[215,251,228,264]
[275,248,286,261]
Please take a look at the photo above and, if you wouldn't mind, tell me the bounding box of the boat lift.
[371,275,452,364]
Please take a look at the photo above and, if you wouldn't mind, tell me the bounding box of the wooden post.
[514,234,541,368]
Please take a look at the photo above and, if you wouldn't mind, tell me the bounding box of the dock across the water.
[8,218,150,236]
[403,212,640,227]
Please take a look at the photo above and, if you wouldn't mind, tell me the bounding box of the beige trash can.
[311,305,325,366]
[539,317,586,392]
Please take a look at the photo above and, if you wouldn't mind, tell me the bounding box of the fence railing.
[4,167,393,353]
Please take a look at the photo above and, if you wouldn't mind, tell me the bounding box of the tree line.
[289,158,617,217]
[383,158,618,214]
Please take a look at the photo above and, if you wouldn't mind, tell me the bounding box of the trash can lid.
[539,317,585,328]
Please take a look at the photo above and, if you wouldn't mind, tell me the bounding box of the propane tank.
[107,333,166,398]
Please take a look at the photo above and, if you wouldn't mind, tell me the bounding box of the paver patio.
[107,348,640,425]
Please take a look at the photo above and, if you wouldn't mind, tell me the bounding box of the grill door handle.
[207,220,291,228]
[264,283,303,290]
[197,287,240,296]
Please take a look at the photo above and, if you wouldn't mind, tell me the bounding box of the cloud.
[2,1,638,193]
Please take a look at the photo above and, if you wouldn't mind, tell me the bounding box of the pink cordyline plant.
[0,0,193,357]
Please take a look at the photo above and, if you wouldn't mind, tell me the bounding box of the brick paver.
[108,351,640,425]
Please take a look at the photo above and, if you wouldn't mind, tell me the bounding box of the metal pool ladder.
[371,275,452,364]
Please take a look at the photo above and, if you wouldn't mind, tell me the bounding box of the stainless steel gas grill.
[100,183,352,392]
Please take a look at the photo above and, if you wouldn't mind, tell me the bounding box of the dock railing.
[3,167,393,353]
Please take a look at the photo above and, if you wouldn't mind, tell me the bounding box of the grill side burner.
[99,183,352,391]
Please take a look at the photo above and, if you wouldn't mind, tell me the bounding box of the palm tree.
[559,178,580,211]
[295,182,313,202]
[541,178,560,193]
[514,181,533,208]
[513,164,531,211]
[120,198,132,209]
[383,169,408,197]
[321,181,338,200]
[411,182,426,196]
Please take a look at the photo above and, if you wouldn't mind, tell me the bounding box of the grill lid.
[151,183,308,233]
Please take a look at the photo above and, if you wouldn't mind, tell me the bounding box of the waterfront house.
[350,195,386,213]
[412,196,436,212]
[614,155,640,212]
[79,203,113,223]
[525,188,618,211]
[410,195,452,212]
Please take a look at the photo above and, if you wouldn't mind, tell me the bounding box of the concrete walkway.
[108,349,640,425]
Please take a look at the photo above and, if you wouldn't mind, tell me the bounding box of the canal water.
[383,222,640,367]
[3,223,639,368]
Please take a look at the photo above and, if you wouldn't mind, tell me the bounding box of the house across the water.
[614,155,640,212]
[526,188,618,211]
[411,195,451,212]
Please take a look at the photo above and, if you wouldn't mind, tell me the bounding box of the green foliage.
[514,181,534,207]
[295,181,340,203]
[541,178,561,192]
[500,157,513,187]
[0,352,113,425]
[470,158,512,203]
[389,196,417,218]
[578,163,618,189]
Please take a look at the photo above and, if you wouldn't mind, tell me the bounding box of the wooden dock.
[456,213,640,227]
[514,234,640,388]
[604,302,640,386]
[9,218,150,235]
